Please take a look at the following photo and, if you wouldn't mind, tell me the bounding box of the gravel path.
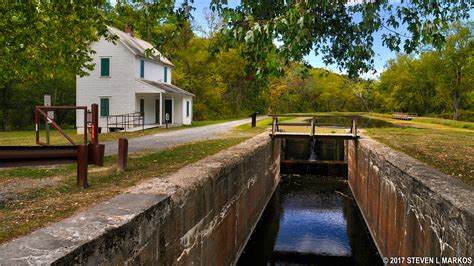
[104,116,267,155]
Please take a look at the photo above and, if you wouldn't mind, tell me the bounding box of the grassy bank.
[364,124,474,186]
[233,116,294,134]
[0,118,241,146]
[0,137,248,243]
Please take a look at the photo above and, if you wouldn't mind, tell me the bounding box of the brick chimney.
[124,22,134,37]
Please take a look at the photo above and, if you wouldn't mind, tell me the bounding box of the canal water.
[238,175,382,265]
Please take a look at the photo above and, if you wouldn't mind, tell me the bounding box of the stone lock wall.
[0,133,281,265]
[348,137,474,260]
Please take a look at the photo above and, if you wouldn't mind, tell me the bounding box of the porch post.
[159,92,163,126]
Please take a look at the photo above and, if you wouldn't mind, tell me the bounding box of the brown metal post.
[91,104,99,144]
[77,145,89,188]
[118,138,128,172]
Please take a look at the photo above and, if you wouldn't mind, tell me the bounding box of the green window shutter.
[186,101,190,117]
[164,67,167,82]
[100,98,109,116]
[101,58,110,77]
[140,59,145,78]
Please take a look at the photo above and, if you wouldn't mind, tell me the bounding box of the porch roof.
[140,79,195,97]
[135,79,166,94]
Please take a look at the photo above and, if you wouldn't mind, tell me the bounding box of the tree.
[435,23,474,120]
[210,1,471,77]
[0,1,112,129]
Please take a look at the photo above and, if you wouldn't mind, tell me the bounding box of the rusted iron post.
[77,144,89,188]
[91,103,99,144]
[118,138,128,172]
[87,143,105,166]
[88,104,104,166]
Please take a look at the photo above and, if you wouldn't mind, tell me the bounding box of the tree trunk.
[0,84,12,130]
[453,90,460,121]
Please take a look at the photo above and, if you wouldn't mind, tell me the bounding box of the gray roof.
[107,26,174,66]
[141,79,195,97]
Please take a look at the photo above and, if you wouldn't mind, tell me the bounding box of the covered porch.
[135,79,194,127]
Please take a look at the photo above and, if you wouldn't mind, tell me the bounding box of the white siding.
[182,97,193,125]
[173,95,183,124]
[76,37,136,132]
[135,58,172,84]
[135,94,162,124]
[76,34,189,133]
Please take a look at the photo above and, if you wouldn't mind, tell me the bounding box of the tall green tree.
[0,1,112,129]
[211,0,471,77]
[435,23,474,120]
[379,23,473,119]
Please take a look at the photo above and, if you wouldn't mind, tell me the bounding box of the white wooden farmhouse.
[76,26,194,133]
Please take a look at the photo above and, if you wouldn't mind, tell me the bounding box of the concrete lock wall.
[348,137,474,260]
[0,133,281,265]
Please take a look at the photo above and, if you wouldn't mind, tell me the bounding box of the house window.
[140,99,145,114]
[140,59,145,78]
[100,98,109,116]
[186,101,190,117]
[100,58,110,77]
[164,66,168,82]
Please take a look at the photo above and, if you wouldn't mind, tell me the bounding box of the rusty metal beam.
[268,114,360,118]
[271,133,359,140]
[37,106,88,110]
[0,146,78,167]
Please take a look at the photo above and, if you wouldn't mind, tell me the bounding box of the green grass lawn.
[361,114,474,186]
[0,137,248,243]
[365,127,474,186]
[364,113,474,131]
[0,118,243,146]
[233,116,294,134]
[411,117,474,130]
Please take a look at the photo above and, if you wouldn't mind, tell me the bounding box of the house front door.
[165,99,172,124]
[155,99,160,124]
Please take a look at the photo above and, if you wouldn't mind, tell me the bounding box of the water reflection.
[238,176,382,266]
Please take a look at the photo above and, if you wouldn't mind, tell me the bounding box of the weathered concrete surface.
[348,137,474,259]
[0,133,280,265]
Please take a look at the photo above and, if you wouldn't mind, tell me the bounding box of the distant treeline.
[0,2,472,130]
